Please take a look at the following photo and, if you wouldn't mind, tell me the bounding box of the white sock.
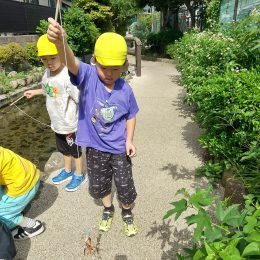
[20,217,36,228]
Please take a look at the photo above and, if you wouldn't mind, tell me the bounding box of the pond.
[0,96,56,171]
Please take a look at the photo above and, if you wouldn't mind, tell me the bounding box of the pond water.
[0,96,56,171]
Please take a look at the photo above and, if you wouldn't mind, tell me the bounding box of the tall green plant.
[0,43,27,71]
[222,13,260,68]
[164,188,260,259]
[205,0,221,30]
[63,7,99,57]
[35,19,49,35]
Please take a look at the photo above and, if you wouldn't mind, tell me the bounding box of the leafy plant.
[35,19,49,35]
[129,20,149,45]
[164,187,260,259]
[221,13,260,69]
[24,42,41,67]
[0,42,27,71]
[205,0,221,30]
[63,7,99,57]
[73,0,113,32]
[147,29,183,56]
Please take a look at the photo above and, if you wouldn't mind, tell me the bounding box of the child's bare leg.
[63,155,72,173]
[74,156,83,176]
[121,203,131,210]
[101,193,112,207]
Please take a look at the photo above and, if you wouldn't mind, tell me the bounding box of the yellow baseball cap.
[94,32,127,66]
[37,34,58,57]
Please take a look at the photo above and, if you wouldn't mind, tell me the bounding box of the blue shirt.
[69,61,139,154]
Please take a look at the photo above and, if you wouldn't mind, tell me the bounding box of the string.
[13,104,51,128]
[58,4,82,169]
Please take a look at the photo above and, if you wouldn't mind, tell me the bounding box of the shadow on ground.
[146,219,193,260]
[160,163,208,189]
[15,181,58,259]
[170,87,211,163]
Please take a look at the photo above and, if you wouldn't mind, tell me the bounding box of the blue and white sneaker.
[52,169,73,184]
[65,174,88,192]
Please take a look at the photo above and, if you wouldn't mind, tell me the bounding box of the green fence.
[220,0,260,24]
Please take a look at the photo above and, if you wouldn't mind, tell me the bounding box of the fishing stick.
[9,95,24,107]
[54,0,61,22]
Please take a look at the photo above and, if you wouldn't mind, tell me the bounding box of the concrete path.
[15,58,205,260]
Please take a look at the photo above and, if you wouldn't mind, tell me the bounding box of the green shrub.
[24,42,41,67]
[63,7,99,58]
[147,29,183,56]
[130,21,149,45]
[164,188,260,259]
[169,30,242,91]
[0,42,27,71]
[222,13,260,68]
[36,19,49,35]
[188,69,260,195]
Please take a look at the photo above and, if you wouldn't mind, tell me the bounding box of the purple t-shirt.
[69,61,139,154]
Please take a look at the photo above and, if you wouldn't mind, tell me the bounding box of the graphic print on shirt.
[91,98,118,133]
[43,82,58,97]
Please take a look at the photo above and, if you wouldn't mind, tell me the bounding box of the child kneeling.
[0,146,44,240]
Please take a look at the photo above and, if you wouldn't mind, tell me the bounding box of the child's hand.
[126,141,136,158]
[47,17,64,46]
[24,90,35,99]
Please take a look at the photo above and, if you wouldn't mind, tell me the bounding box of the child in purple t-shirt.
[47,18,139,237]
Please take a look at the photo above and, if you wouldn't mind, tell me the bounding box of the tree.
[63,7,99,57]
[73,0,140,34]
[73,0,113,32]
[110,0,139,34]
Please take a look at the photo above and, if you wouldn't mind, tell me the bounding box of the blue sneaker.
[65,174,88,192]
[52,169,73,184]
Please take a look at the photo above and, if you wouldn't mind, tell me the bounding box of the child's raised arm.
[47,17,80,76]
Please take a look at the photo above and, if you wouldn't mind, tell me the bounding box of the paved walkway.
[15,58,205,260]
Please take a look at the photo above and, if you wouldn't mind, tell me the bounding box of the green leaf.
[216,204,243,227]
[219,245,242,260]
[242,242,260,256]
[243,216,257,233]
[204,227,223,242]
[204,240,216,256]
[186,208,212,242]
[189,187,215,208]
[246,231,260,242]
[215,203,225,221]
[205,255,217,260]
[253,209,260,217]
[211,241,226,252]
[193,248,207,260]
[163,199,187,220]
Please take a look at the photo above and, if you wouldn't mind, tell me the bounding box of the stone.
[44,152,64,173]
[222,169,246,206]
[26,75,33,85]
[9,80,18,89]
[8,71,17,77]
[0,85,5,94]
[17,79,26,87]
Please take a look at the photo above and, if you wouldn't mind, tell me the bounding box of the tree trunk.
[185,1,196,28]
[173,8,180,30]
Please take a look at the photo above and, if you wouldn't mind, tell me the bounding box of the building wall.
[0,0,55,34]
[0,35,38,46]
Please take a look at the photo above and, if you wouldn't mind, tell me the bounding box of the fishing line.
[58,4,82,169]
[13,104,51,128]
